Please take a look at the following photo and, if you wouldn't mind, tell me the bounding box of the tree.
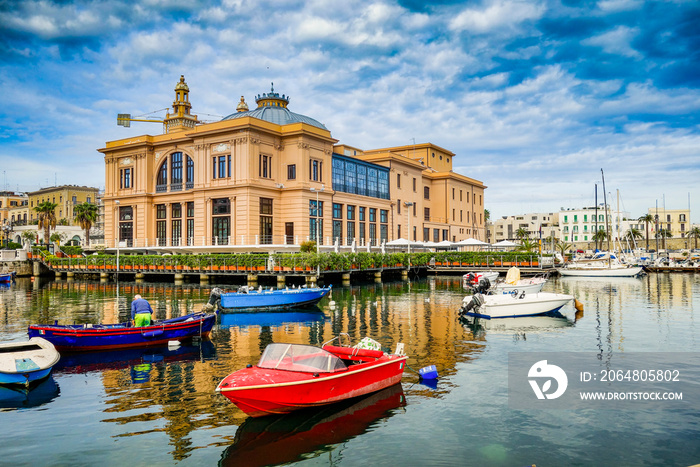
[74,202,99,247]
[21,230,37,247]
[655,228,672,250]
[638,214,654,251]
[624,227,643,245]
[592,229,608,250]
[34,201,58,245]
[484,209,490,223]
[688,227,700,250]
[556,241,572,262]
[518,238,538,253]
[515,227,529,241]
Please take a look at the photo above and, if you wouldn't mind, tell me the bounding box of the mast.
[601,169,611,268]
[594,184,598,250]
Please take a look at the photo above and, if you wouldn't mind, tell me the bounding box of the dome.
[222,84,327,130]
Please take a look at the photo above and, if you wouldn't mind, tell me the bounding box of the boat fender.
[419,365,438,380]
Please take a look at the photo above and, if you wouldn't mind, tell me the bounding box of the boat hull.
[217,355,407,417]
[494,280,546,294]
[559,266,643,277]
[27,312,217,352]
[463,293,574,319]
[0,272,15,283]
[219,287,331,312]
[0,337,60,386]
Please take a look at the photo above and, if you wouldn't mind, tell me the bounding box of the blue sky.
[1,0,699,222]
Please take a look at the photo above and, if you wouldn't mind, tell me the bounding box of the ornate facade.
[100,77,486,252]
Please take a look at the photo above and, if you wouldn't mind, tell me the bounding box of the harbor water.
[1,273,699,466]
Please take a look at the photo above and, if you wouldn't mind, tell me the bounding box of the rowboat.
[0,375,60,409]
[459,292,574,319]
[219,384,405,467]
[212,286,331,312]
[216,338,407,417]
[0,337,60,386]
[0,272,16,283]
[27,311,217,352]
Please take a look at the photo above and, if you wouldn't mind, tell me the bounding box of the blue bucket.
[419,365,438,380]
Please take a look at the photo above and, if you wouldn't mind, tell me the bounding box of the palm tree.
[655,228,672,250]
[556,241,572,263]
[688,227,700,250]
[638,214,654,251]
[592,229,607,250]
[515,227,529,241]
[74,202,99,247]
[624,227,643,245]
[34,201,58,245]
[518,238,538,253]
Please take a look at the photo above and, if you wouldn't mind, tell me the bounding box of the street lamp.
[2,220,14,248]
[404,202,414,254]
[310,185,324,276]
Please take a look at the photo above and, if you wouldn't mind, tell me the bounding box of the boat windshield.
[258,343,347,373]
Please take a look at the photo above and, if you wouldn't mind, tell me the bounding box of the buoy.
[574,299,584,312]
[168,340,181,348]
[329,300,336,307]
[419,365,438,380]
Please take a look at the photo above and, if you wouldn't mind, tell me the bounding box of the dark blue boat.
[214,285,331,312]
[27,311,217,352]
[0,272,16,283]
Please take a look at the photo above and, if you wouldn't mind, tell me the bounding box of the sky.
[1,0,699,222]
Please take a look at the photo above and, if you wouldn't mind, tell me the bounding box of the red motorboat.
[216,339,407,417]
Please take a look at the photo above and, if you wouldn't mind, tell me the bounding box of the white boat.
[459,292,574,319]
[0,337,60,386]
[462,271,499,288]
[492,267,547,294]
[558,252,643,277]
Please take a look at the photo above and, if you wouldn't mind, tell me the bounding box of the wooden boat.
[27,311,217,352]
[0,337,60,386]
[0,271,16,283]
[219,384,405,467]
[212,286,331,312]
[216,338,407,417]
[459,292,574,319]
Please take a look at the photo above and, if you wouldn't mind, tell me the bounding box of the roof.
[221,106,328,130]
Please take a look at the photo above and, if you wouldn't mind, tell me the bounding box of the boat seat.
[323,345,384,362]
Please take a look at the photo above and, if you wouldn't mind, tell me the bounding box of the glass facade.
[331,154,390,200]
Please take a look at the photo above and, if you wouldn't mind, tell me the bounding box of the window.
[333,203,343,219]
[157,161,167,191]
[260,198,273,244]
[347,205,355,220]
[460,190,462,202]
[397,174,401,188]
[369,223,376,245]
[413,203,417,217]
[172,203,181,218]
[212,198,230,215]
[172,219,181,246]
[347,221,355,243]
[359,206,365,221]
[424,186,430,199]
[424,207,430,221]
[260,154,272,179]
[157,220,167,246]
[413,178,417,192]
[397,199,401,215]
[217,156,227,178]
[156,204,166,219]
[423,227,429,242]
[186,203,194,246]
[171,152,183,189]
[380,209,388,223]
[310,159,322,181]
[186,156,194,189]
[87,197,91,203]
[287,164,296,180]
[369,208,376,223]
[333,220,342,244]
[452,188,455,200]
[120,168,132,189]
[187,202,194,217]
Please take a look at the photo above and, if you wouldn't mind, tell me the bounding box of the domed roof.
[222,84,327,130]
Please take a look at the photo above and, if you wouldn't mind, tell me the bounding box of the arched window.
[171,152,183,190]
[156,161,167,192]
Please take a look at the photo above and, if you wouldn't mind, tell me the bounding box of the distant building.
[99,76,486,251]
[490,212,559,242]
[647,208,691,238]
[26,185,100,225]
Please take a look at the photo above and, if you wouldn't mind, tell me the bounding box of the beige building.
[647,207,691,238]
[99,77,486,251]
[26,185,99,225]
[489,212,560,243]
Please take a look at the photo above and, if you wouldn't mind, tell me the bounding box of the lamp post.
[115,200,120,279]
[404,202,414,254]
[310,185,324,276]
[2,220,13,248]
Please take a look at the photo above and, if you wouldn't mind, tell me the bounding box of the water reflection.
[0,375,60,410]
[219,383,406,467]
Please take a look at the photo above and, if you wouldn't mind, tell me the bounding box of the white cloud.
[582,25,642,58]
[449,0,545,34]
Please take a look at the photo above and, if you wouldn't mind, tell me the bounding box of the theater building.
[99,76,486,252]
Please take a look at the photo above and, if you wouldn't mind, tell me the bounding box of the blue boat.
[0,337,60,387]
[0,272,16,283]
[27,311,217,352]
[218,309,326,328]
[212,285,332,312]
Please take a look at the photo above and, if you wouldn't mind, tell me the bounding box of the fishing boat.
[459,292,574,319]
[216,337,407,417]
[27,311,217,352]
[0,271,16,283]
[492,267,548,294]
[211,285,331,312]
[0,337,60,386]
[558,252,643,277]
[462,271,499,288]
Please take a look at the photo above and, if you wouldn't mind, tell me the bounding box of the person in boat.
[131,294,154,327]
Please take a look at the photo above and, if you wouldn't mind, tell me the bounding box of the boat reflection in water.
[218,309,327,329]
[219,383,406,467]
[53,340,216,376]
[0,375,60,409]
[460,312,577,336]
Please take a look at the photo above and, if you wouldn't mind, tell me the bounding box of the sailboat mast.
[601,169,611,268]
[595,184,598,250]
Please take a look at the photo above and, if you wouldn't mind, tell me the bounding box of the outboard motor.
[203,287,222,312]
[459,293,484,316]
[475,278,491,294]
